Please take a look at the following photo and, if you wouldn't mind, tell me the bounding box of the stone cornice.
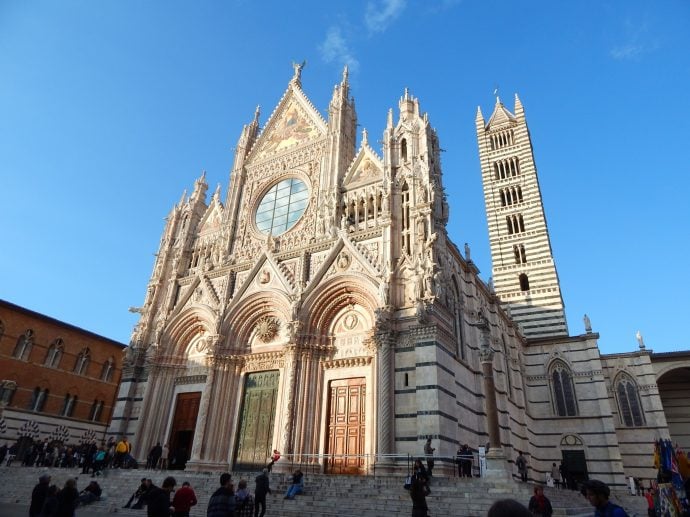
[322,356,372,369]
[174,375,207,386]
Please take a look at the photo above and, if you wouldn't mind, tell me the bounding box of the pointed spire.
[387,108,394,129]
[179,189,188,206]
[514,93,524,118]
[476,106,484,122]
[362,128,368,146]
[342,64,349,85]
[212,183,221,201]
[253,105,261,124]
[404,88,410,101]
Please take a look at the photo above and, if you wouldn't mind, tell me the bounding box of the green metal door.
[234,370,279,470]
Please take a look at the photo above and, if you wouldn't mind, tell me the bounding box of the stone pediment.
[247,86,327,164]
[343,142,384,188]
[485,99,516,129]
[197,192,224,236]
[171,273,221,316]
[230,252,296,305]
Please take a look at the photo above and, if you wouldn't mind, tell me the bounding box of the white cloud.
[319,26,360,73]
[609,17,658,61]
[365,0,406,34]
[610,44,645,60]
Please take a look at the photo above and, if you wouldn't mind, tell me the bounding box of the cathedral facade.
[109,67,689,488]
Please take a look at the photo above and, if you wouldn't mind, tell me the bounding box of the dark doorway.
[168,392,201,470]
[325,377,366,475]
[234,371,279,471]
[561,450,588,489]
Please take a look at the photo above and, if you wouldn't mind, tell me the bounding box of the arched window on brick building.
[74,348,90,375]
[100,357,115,382]
[45,339,64,368]
[13,329,34,361]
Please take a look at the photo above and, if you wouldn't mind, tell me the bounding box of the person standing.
[207,472,235,517]
[55,479,79,517]
[409,474,430,517]
[39,485,59,517]
[528,486,553,517]
[424,438,435,478]
[234,479,253,517]
[147,476,176,517]
[30,473,51,517]
[254,469,271,517]
[550,462,561,488]
[148,442,163,470]
[172,481,197,517]
[516,451,528,482]
[583,479,629,517]
[159,443,170,470]
[115,437,131,468]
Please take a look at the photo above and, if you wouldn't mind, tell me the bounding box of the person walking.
[172,481,197,517]
[583,480,629,517]
[147,443,163,470]
[55,479,79,517]
[254,469,271,517]
[147,476,176,517]
[30,473,52,517]
[424,438,435,477]
[550,462,561,488]
[207,472,235,517]
[234,479,253,517]
[516,451,528,482]
[528,486,553,517]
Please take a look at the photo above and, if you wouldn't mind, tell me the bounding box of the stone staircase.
[0,465,645,516]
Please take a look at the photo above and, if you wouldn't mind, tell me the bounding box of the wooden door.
[234,371,279,470]
[326,377,366,474]
[168,392,201,469]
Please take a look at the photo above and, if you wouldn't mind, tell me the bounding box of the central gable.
[248,86,327,163]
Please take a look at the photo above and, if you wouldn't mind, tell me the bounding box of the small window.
[30,387,49,412]
[0,381,17,405]
[74,348,91,375]
[519,273,530,291]
[13,330,34,361]
[401,138,408,162]
[89,399,104,421]
[100,357,115,382]
[44,339,64,368]
[61,393,77,417]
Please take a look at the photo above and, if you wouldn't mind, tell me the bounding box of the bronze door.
[326,377,366,474]
[234,371,279,470]
[168,391,201,470]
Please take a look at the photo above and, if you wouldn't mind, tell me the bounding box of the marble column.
[375,331,395,469]
[186,350,218,469]
[135,363,179,460]
[281,346,299,454]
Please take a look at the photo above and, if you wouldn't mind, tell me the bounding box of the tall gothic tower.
[476,95,568,338]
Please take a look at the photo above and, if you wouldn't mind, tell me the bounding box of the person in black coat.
[409,475,430,517]
[254,468,272,517]
[40,485,59,517]
[30,474,52,517]
[147,476,176,517]
[55,479,79,517]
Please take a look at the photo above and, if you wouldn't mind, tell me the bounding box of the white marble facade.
[108,68,687,489]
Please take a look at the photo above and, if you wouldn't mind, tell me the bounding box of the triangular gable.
[486,100,516,129]
[169,272,221,318]
[248,84,327,163]
[343,143,384,187]
[198,197,224,235]
[229,252,296,308]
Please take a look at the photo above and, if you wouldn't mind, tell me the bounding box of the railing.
[254,452,480,478]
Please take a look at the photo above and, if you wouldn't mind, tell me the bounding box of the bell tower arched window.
[519,273,530,291]
[551,361,578,416]
[401,182,411,254]
[616,373,645,427]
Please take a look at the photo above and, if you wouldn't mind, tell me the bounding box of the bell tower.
[476,95,568,338]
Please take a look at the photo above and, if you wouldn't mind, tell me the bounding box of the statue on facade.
[636,330,645,349]
[464,242,471,262]
[583,314,592,333]
[379,267,391,306]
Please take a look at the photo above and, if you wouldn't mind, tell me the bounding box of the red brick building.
[0,299,124,450]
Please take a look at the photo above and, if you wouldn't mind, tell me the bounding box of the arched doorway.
[657,366,690,452]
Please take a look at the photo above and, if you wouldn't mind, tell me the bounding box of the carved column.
[188,336,221,465]
[281,345,299,454]
[219,357,243,465]
[375,331,395,464]
[135,363,179,460]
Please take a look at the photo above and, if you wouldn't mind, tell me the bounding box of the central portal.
[326,377,366,474]
[234,370,279,471]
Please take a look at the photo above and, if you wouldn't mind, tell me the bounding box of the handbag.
[404,475,412,490]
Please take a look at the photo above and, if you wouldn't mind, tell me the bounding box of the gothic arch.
[613,371,645,427]
[656,361,690,381]
[301,275,378,341]
[222,291,291,349]
[162,305,218,363]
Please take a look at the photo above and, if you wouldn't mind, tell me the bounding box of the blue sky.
[1,1,688,354]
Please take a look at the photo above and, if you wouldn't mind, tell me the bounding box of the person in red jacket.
[172,481,197,517]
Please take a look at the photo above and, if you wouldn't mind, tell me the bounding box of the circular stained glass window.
[255,178,309,235]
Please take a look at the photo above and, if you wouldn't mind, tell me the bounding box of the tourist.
[123,477,150,509]
[146,476,176,517]
[115,436,131,468]
[172,481,197,517]
[78,480,102,506]
[254,468,271,517]
[159,443,170,470]
[266,449,280,472]
[516,451,528,482]
[487,499,532,517]
[147,442,163,470]
[458,444,472,478]
[234,479,253,517]
[207,472,235,517]
[583,479,629,517]
[409,474,430,517]
[55,479,79,517]
[283,469,304,500]
[30,473,52,517]
[528,486,553,517]
[550,462,561,488]
[424,438,435,477]
[39,485,60,517]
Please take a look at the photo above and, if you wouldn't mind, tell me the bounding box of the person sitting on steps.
[284,469,304,500]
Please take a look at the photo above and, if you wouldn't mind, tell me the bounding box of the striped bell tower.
[476,95,568,339]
